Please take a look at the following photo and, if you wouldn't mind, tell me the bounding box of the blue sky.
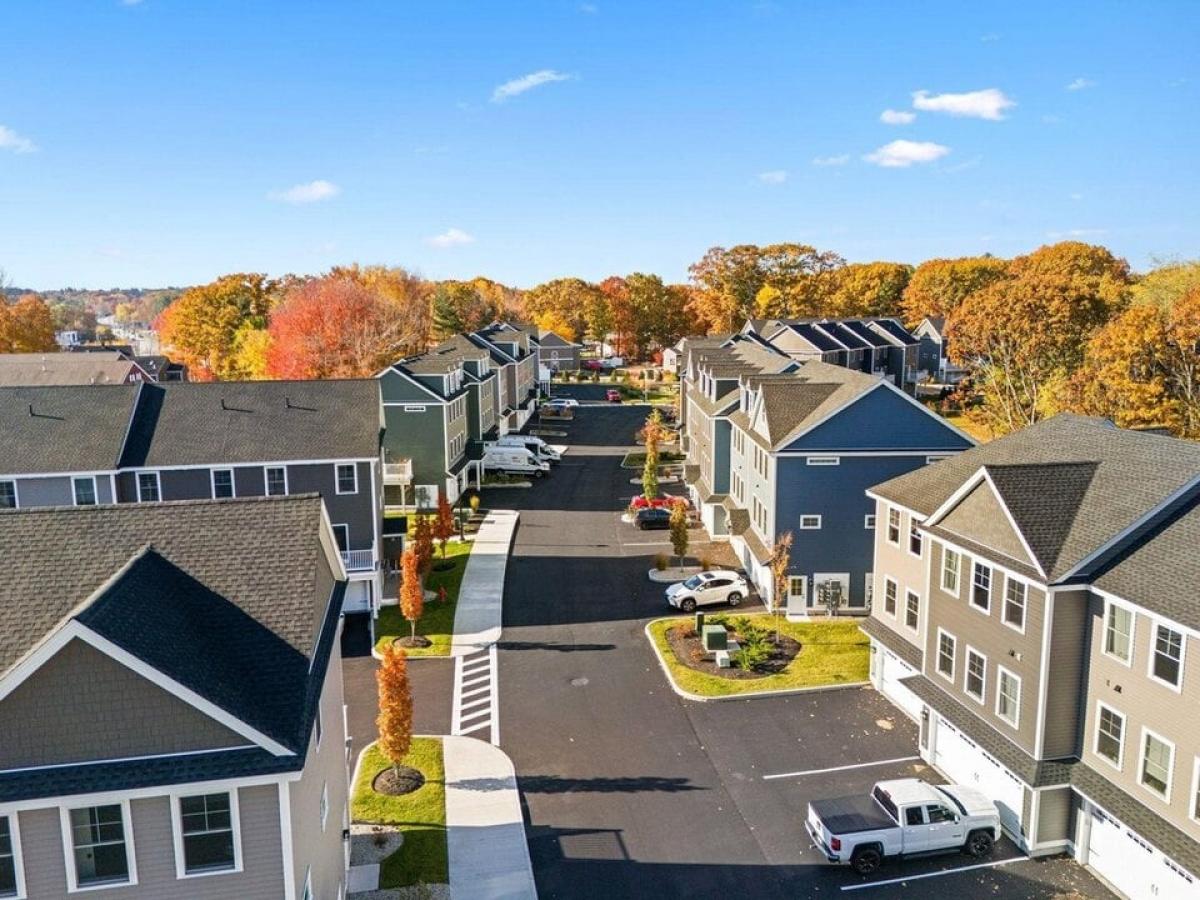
[2,1,1197,289]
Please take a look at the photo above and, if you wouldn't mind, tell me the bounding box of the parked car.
[806,779,1000,875]
[630,495,690,510]
[482,446,550,478]
[548,397,579,408]
[601,356,625,369]
[664,571,748,612]
[606,389,622,403]
[634,507,671,530]
[583,359,605,371]
[492,434,561,463]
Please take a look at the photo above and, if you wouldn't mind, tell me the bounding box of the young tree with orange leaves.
[411,514,434,576]
[399,547,424,643]
[375,644,413,775]
[433,491,455,560]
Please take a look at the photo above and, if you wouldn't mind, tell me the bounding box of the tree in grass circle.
[375,644,414,781]
[399,547,425,645]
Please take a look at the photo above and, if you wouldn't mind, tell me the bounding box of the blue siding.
[784,385,972,452]
[713,419,731,493]
[775,455,940,607]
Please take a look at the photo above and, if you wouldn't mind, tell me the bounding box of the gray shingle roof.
[858,617,922,669]
[739,362,885,450]
[0,384,140,474]
[872,414,1200,582]
[0,352,142,386]
[120,380,381,467]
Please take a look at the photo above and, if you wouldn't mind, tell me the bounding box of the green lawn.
[621,450,685,468]
[374,539,472,657]
[647,615,869,697]
[351,740,448,888]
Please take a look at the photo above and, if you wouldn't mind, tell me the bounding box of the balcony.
[383,459,413,485]
[340,548,377,573]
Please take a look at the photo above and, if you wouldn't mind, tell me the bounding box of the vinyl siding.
[290,463,375,552]
[1041,589,1090,759]
[783,386,972,452]
[158,468,212,501]
[869,498,927,653]
[234,465,266,497]
[937,481,1036,569]
[0,639,245,769]
[381,405,447,492]
[11,475,74,507]
[1035,787,1073,844]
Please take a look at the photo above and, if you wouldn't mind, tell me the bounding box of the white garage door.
[879,651,923,721]
[1088,806,1200,900]
[341,580,371,614]
[932,718,1025,840]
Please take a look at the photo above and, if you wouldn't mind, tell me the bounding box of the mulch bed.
[393,635,433,649]
[372,764,426,796]
[665,625,800,680]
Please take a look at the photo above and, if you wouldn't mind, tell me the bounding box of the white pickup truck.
[806,778,1000,875]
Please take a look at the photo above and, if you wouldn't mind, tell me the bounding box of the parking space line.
[839,857,1024,891]
[763,756,920,780]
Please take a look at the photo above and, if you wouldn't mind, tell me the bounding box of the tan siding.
[923,540,1045,754]
[938,482,1035,567]
[1082,595,1200,842]
[868,499,927,655]
[1036,787,1072,844]
[1041,589,1089,758]
[0,640,245,770]
[16,785,285,899]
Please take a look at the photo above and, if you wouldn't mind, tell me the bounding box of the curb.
[646,567,701,584]
[643,617,871,703]
[481,482,533,489]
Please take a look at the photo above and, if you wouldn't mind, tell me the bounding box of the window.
[1103,603,1134,664]
[905,590,920,631]
[320,782,329,831]
[908,521,923,556]
[965,648,986,702]
[887,508,901,544]
[1095,704,1125,768]
[926,804,955,824]
[807,456,839,466]
[0,816,20,898]
[864,514,876,529]
[0,482,14,509]
[996,668,1020,727]
[971,562,991,612]
[265,466,287,496]
[799,515,822,530]
[176,792,237,876]
[940,548,960,595]
[1003,580,1027,631]
[904,807,925,826]
[1150,624,1184,688]
[787,576,807,601]
[936,630,955,680]
[72,476,97,506]
[883,578,897,616]
[136,471,160,503]
[1140,729,1174,799]
[211,469,235,499]
[66,803,132,888]
[336,463,357,495]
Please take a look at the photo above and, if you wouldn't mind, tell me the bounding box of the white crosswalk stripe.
[451,644,499,745]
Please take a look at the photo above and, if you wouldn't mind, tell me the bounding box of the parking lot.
[481,402,1114,899]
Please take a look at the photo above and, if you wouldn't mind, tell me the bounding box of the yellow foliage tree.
[156,273,278,380]
[533,309,577,343]
[375,644,413,774]
[0,295,57,352]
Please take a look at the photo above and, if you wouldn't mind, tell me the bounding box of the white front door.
[786,576,808,614]
[932,718,1025,841]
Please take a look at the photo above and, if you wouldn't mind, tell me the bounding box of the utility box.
[702,624,728,652]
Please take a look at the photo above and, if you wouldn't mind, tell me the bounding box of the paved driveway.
[485,406,1114,899]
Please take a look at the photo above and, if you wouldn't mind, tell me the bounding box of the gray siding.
[382,404,447,494]
[290,462,375,552]
[115,470,137,502]
[15,785,284,899]
[0,639,245,769]
[869,498,927,653]
[234,465,265,497]
[712,419,731,494]
[1041,589,1089,759]
[1036,787,1072,844]
[159,468,212,501]
[13,475,74,507]
[939,482,1035,568]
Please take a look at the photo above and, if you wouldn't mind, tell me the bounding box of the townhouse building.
[0,495,350,900]
[863,414,1200,900]
[0,380,385,616]
[426,335,501,450]
[912,316,967,384]
[0,351,153,386]
[740,318,921,390]
[492,321,582,373]
[467,324,538,432]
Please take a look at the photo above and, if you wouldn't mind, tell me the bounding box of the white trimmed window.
[971,562,991,612]
[1103,603,1134,664]
[883,578,897,616]
[265,466,287,496]
[174,792,239,877]
[1095,704,1125,769]
[886,508,901,544]
[864,514,875,529]
[72,476,97,506]
[799,515,822,530]
[936,630,955,680]
[904,590,920,631]
[136,471,160,503]
[787,576,807,602]
[996,668,1020,727]
[0,481,15,509]
[211,469,235,499]
[1140,729,1175,800]
[0,815,23,898]
[908,521,923,557]
[1003,580,1027,631]
[941,548,960,595]
[336,464,358,495]
[63,802,135,889]
[965,648,986,702]
[1150,623,1184,689]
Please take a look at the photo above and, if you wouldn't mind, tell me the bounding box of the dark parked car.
[634,507,671,530]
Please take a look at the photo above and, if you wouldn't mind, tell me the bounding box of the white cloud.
[0,125,36,154]
[491,69,572,103]
[426,228,476,248]
[811,154,850,167]
[757,169,788,184]
[864,140,950,168]
[912,88,1015,120]
[880,109,915,125]
[1046,228,1107,240]
[1066,77,1096,91]
[270,180,340,204]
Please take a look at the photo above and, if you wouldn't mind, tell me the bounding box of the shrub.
[654,552,669,571]
[735,633,772,671]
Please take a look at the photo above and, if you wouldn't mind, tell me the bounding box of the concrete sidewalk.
[444,735,536,900]
[451,509,518,657]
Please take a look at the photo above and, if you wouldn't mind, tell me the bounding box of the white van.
[493,435,561,462]
[482,446,550,478]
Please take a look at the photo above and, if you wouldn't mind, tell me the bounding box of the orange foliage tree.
[433,491,455,559]
[375,644,413,773]
[0,295,58,352]
[399,547,424,642]
[155,273,277,380]
[412,514,434,576]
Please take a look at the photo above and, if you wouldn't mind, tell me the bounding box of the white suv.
[665,571,749,613]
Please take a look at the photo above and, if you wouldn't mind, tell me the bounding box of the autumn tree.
[947,242,1131,435]
[431,281,496,340]
[1130,259,1200,313]
[332,264,432,355]
[599,276,632,357]
[399,547,425,643]
[376,644,414,774]
[638,407,667,452]
[433,490,455,559]
[430,284,465,339]
[641,449,659,501]
[524,278,602,341]
[669,498,689,569]
[156,273,278,380]
[0,295,57,352]
[824,262,913,318]
[230,325,273,380]
[412,514,434,576]
[900,256,1009,326]
[768,531,794,643]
